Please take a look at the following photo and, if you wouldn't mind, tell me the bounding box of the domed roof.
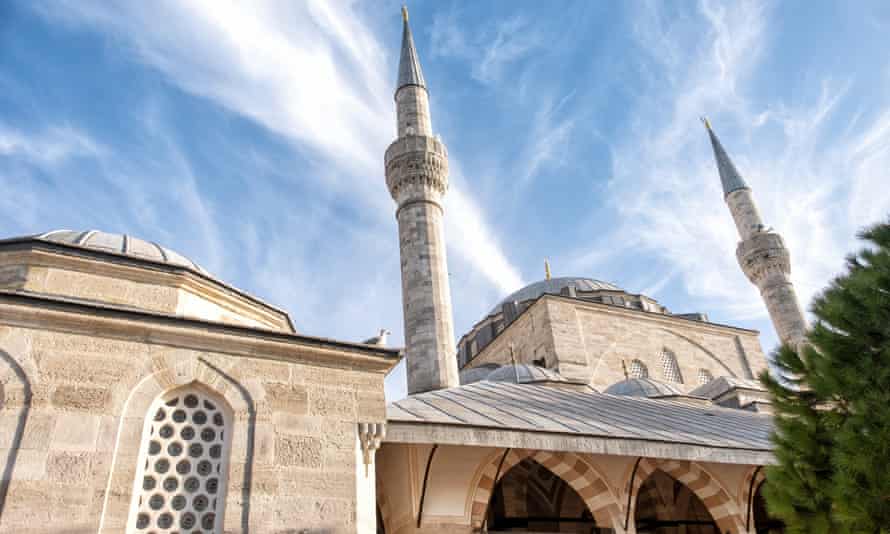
[459,364,499,385]
[486,364,569,384]
[491,277,621,314]
[604,378,682,398]
[34,230,206,274]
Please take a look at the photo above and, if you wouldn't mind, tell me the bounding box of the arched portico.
[470,449,623,532]
[625,459,744,533]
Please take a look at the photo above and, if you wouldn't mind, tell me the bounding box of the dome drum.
[0,230,294,333]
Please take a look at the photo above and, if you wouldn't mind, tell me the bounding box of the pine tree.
[760,219,890,533]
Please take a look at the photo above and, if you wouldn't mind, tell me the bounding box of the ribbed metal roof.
[396,10,426,92]
[705,122,750,197]
[387,381,773,450]
[603,378,682,397]
[490,277,622,315]
[33,230,206,273]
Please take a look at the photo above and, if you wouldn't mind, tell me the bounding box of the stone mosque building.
[0,7,807,534]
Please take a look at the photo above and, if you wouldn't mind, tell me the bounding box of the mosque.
[0,7,805,534]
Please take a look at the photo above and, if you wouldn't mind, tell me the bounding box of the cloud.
[0,123,103,164]
[430,8,542,84]
[590,0,890,337]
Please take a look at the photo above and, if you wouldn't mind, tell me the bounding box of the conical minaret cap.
[702,118,749,197]
[396,6,426,93]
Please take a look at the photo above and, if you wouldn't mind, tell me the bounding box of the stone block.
[265,383,308,414]
[309,387,355,419]
[46,451,92,484]
[51,385,111,412]
[275,435,323,468]
[5,449,47,480]
[51,414,101,451]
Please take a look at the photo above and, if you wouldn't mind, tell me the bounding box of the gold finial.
[621,360,629,380]
[401,5,408,22]
[701,116,711,130]
[544,259,552,281]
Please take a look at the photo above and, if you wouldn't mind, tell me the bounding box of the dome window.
[697,369,714,385]
[660,349,684,384]
[629,359,648,379]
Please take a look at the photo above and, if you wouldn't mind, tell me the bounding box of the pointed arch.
[629,359,649,379]
[125,382,234,533]
[469,449,622,531]
[98,355,255,534]
[625,458,745,533]
[659,347,684,383]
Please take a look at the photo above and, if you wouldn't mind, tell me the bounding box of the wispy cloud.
[430,8,541,84]
[29,0,523,306]
[591,0,890,338]
[0,123,103,164]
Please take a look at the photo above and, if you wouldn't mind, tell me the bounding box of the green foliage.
[760,218,890,533]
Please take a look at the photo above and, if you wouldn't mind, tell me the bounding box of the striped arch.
[739,466,767,532]
[626,458,745,533]
[469,449,622,531]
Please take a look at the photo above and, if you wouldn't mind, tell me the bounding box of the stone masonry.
[0,290,397,534]
[385,11,459,395]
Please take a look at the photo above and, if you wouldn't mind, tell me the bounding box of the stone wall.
[0,294,394,534]
[466,295,767,393]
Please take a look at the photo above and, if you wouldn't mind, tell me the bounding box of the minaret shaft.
[386,11,458,394]
[706,122,808,347]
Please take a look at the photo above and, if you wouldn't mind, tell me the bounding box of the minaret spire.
[704,120,808,348]
[397,6,426,94]
[386,7,458,394]
[702,117,749,198]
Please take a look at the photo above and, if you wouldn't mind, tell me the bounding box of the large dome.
[490,277,621,314]
[34,230,206,274]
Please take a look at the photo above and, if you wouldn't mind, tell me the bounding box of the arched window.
[126,385,232,534]
[660,349,683,384]
[697,368,714,385]
[629,359,648,379]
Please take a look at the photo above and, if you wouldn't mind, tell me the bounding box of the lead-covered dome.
[486,364,570,384]
[491,277,621,314]
[604,378,682,397]
[35,230,206,274]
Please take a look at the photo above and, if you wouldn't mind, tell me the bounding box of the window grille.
[697,369,714,385]
[127,387,232,534]
[629,359,648,379]
[660,349,683,383]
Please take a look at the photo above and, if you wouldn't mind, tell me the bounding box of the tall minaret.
[704,119,808,347]
[385,7,459,394]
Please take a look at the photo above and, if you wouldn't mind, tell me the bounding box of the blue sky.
[3,1,889,400]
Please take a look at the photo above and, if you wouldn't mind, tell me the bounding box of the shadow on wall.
[198,358,256,534]
[0,349,31,520]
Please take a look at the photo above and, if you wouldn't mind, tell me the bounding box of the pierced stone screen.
[127,387,232,533]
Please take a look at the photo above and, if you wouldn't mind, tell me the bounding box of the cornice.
[0,290,400,374]
[0,240,295,332]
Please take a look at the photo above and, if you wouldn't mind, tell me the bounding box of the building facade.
[0,8,806,534]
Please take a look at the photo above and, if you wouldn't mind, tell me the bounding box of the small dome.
[459,364,499,385]
[604,378,682,397]
[34,230,206,274]
[486,364,569,384]
[491,277,621,314]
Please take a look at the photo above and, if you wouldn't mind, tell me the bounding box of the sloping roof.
[387,381,773,451]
